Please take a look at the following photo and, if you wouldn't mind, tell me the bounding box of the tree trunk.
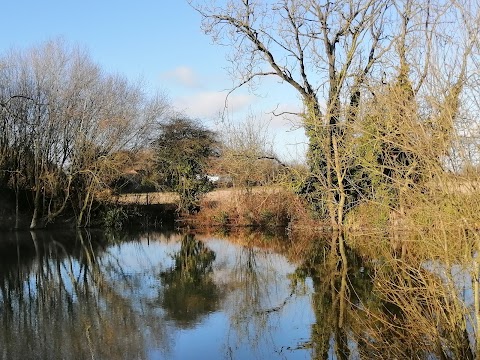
[29,185,41,229]
[77,189,91,227]
[14,175,20,229]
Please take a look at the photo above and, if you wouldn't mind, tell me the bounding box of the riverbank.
[0,187,178,231]
[112,186,309,230]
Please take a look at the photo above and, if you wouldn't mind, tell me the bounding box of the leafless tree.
[0,39,171,228]
[189,0,479,234]
[216,114,283,189]
[189,0,394,229]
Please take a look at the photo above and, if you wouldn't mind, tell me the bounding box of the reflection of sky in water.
[128,234,314,360]
[422,261,474,305]
[423,259,476,348]
[0,230,316,360]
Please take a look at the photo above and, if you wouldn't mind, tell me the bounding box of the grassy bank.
[184,186,307,230]
[114,186,310,229]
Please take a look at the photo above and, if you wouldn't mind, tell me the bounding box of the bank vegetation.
[1,1,480,242]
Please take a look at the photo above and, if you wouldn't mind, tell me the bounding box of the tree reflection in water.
[0,230,168,360]
[159,234,221,327]
[298,230,480,360]
[226,246,271,350]
[3,228,478,359]
[294,232,376,360]
[354,243,478,360]
[0,229,308,360]
[216,232,305,358]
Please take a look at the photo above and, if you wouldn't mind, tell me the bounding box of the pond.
[0,229,320,360]
[1,229,478,359]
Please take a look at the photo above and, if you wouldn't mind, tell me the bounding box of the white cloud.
[172,91,307,162]
[161,66,201,88]
[174,91,254,119]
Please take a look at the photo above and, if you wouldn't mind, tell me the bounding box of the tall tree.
[188,0,395,228]
[0,39,170,228]
[154,117,218,213]
[189,0,478,231]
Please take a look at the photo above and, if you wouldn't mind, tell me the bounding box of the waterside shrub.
[102,207,129,230]
[188,187,307,229]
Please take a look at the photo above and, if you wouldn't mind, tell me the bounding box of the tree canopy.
[189,0,480,230]
[154,117,218,213]
[0,39,171,228]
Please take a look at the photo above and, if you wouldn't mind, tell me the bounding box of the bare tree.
[0,39,171,228]
[189,0,479,234]
[189,0,397,229]
[216,114,283,189]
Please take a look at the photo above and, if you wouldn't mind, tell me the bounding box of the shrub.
[103,207,129,229]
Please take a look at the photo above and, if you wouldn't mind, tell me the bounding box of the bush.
[189,186,302,229]
[103,207,129,229]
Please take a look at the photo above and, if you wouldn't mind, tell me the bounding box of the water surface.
[3,229,474,359]
[0,229,316,360]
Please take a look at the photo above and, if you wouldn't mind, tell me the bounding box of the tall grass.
[189,186,308,229]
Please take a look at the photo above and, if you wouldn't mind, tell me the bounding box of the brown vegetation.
[0,39,170,229]
[187,186,306,229]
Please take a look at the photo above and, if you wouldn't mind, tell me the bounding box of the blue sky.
[0,1,307,162]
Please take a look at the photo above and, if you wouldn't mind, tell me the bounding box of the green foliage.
[212,210,229,227]
[159,234,220,326]
[154,117,218,213]
[301,111,331,215]
[300,72,441,223]
[103,207,129,230]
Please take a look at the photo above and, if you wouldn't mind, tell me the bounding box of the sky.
[0,1,307,162]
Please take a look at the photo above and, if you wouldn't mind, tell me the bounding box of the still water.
[0,229,321,360]
[3,229,475,359]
